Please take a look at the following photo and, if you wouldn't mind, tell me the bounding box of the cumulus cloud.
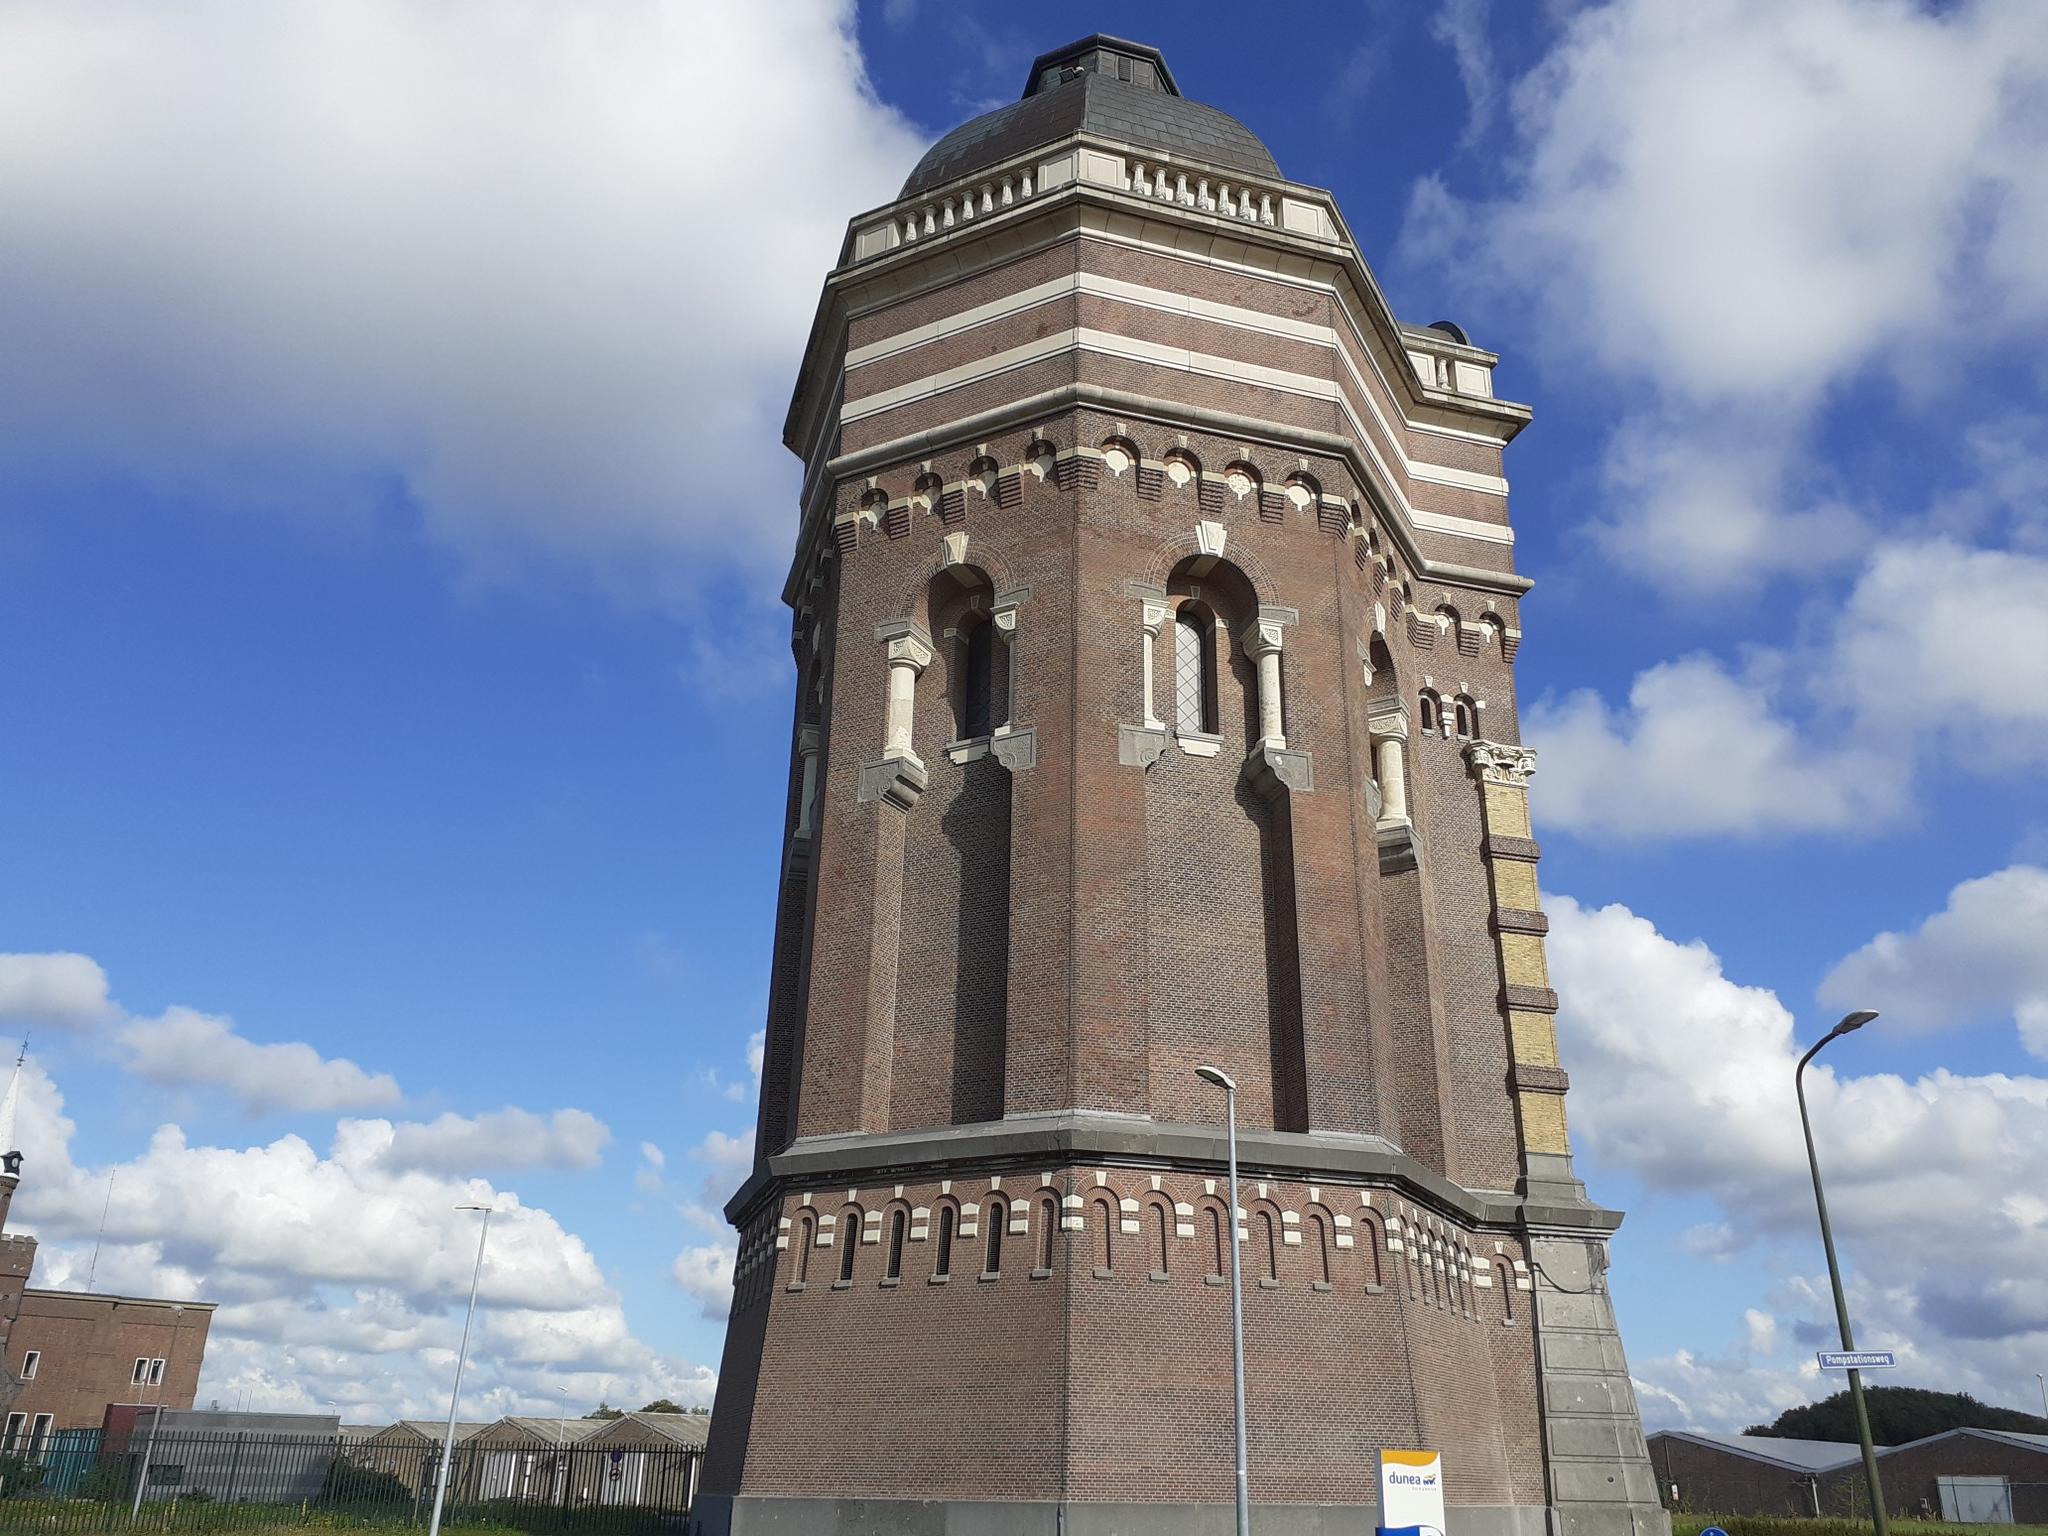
[0,953,114,1026]
[118,1007,401,1115]
[0,0,925,594]
[1527,655,1903,840]
[671,1243,737,1322]
[1547,893,2048,1424]
[4,1063,714,1419]
[378,1106,612,1174]
[1528,535,2048,842]
[1404,0,2048,591]
[1821,865,2048,1057]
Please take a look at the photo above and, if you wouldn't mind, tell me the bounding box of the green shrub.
[0,1452,46,1495]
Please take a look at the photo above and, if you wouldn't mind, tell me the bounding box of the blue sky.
[1,0,2045,1431]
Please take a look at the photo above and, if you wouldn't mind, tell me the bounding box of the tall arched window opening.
[1038,1195,1059,1272]
[1419,689,1441,735]
[886,1210,906,1281]
[962,620,995,739]
[1174,608,1217,734]
[1452,695,1478,740]
[1309,1213,1331,1286]
[1206,1206,1226,1282]
[934,1207,955,1279]
[1150,1202,1170,1277]
[985,1199,1006,1275]
[796,1214,815,1284]
[838,1208,862,1283]
[1258,1211,1279,1283]
[1092,1195,1116,1274]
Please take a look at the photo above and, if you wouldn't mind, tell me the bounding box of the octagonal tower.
[697,36,1666,1536]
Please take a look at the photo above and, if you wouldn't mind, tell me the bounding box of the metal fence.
[0,1429,702,1532]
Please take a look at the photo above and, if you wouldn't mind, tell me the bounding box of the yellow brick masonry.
[1471,747,1569,1158]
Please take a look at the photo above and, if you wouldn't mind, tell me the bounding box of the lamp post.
[2037,1373,2046,1424]
[1797,1010,1887,1536]
[1196,1065,1250,1536]
[427,1203,493,1536]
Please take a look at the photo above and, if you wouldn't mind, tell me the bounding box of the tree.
[583,1401,625,1420]
[637,1399,685,1415]
[1745,1387,2048,1444]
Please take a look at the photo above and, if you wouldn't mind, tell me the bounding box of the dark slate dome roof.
[900,36,1282,198]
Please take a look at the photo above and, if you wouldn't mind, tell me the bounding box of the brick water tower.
[698,35,1666,1536]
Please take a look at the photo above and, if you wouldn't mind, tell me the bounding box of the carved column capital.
[884,634,933,674]
[1139,599,1168,637]
[1239,618,1285,660]
[1466,740,1538,786]
[1367,698,1410,742]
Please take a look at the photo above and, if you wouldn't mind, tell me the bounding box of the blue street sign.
[1817,1350,1897,1369]
[1701,1525,1729,1536]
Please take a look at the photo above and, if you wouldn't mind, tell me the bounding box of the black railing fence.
[0,1429,701,1532]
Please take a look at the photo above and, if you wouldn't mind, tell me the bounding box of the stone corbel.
[857,752,929,811]
[1244,741,1313,800]
[1465,740,1538,786]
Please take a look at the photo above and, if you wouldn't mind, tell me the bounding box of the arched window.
[1308,1212,1331,1287]
[1174,608,1217,735]
[1452,695,1478,740]
[1205,1205,1227,1282]
[885,1209,906,1281]
[1419,689,1441,735]
[1359,1214,1385,1291]
[962,620,995,739]
[1149,1200,1171,1277]
[1091,1193,1116,1274]
[1496,1259,1517,1322]
[1038,1194,1059,1272]
[934,1206,955,1279]
[985,1198,1006,1276]
[796,1214,815,1284]
[1257,1211,1279,1283]
[838,1207,861,1283]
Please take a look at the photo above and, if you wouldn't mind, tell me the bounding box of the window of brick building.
[1174,609,1217,735]
[962,621,995,739]
[19,1350,37,1380]
[933,1206,955,1280]
[2,1413,23,1453]
[1308,1212,1332,1288]
[837,1207,861,1284]
[1036,1194,1058,1273]
[1089,1193,1116,1276]
[795,1214,814,1285]
[1148,1200,1170,1279]
[1452,694,1477,739]
[1206,1205,1226,1282]
[984,1198,1005,1277]
[1419,689,1441,735]
[131,1358,149,1386]
[148,1357,166,1386]
[1257,1211,1279,1285]
[885,1209,906,1282]
[1360,1214,1385,1292]
[29,1414,51,1457]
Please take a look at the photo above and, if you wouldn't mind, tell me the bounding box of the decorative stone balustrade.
[1123,158,1276,225]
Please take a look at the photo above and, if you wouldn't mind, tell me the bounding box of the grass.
[1673,1518,2048,1536]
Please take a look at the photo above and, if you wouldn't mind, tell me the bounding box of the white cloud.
[1832,540,2048,765]
[1429,0,1499,146]
[1405,0,2048,592]
[0,952,114,1026]
[117,1007,401,1115]
[0,0,925,594]
[1547,892,2048,1422]
[1821,865,2048,1057]
[5,1064,715,1420]
[378,1106,612,1174]
[1526,654,1903,840]
[745,1030,766,1087]
[671,1243,737,1322]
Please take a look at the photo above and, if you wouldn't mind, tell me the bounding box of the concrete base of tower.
[690,1496,1560,1536]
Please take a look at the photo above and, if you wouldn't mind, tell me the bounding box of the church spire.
[0,1039,25,1179]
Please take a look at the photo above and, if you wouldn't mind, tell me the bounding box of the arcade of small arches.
[726,1175,1537,1328]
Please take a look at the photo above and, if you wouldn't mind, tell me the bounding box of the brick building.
[0,1059,215,1444]
[1821,1428,2048,1523]
[699,35,1664,1536]
[1647,1431,1873,1518]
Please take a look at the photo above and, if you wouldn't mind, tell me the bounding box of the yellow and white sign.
[1379,1448,1446,1535]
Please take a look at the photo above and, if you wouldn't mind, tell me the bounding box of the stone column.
[1366,699,1410,826]
[1139,599,1167,729]
[1242,618,1286,749]
[883,634,931,764]
[794,725,821,839]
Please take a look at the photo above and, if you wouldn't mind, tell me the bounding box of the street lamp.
[1196,1065,1250,1536]
[1797,1010,1887,1536]
[426,1203,493,1536]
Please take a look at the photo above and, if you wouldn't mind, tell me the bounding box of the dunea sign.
[1380,1448,1446,1536]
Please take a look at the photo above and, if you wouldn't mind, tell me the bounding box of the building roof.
[900,35,1280,198]
[474,1415,608,1445]
[585,1411,711,1449]
[1650,1430,1879,1472]
[370,1419,491,1444]
[1878,1427,2048,1458]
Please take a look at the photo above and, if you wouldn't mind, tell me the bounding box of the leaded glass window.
[1174,611,1213,733]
